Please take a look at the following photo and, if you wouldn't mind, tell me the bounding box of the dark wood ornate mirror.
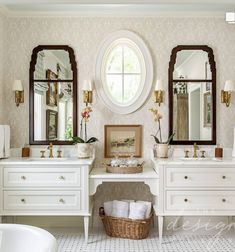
[169,45,216,145]
[29,45,77,145]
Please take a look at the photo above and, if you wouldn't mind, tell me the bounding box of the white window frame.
[95,30,153,114]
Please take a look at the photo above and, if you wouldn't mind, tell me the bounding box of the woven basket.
[99,207,153,240]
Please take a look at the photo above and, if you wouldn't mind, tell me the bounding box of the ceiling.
[0,0,234,17]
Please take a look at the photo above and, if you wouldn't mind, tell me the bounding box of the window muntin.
[95,30,153,114]
[101,39,146,106]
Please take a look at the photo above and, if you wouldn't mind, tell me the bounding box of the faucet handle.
[40,150,45,158]
[200,150,206,158]
[184,150,190,158]
[57,150,62,158]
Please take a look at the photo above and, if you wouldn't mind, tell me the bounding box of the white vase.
[155,143,169,158]
[77,143,92,159]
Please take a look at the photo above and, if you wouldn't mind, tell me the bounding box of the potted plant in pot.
[72,106,98,158]
[149,108,175,158]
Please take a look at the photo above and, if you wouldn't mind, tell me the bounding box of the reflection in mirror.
[173,82,212,141]
[34,81,73,141]
[34,50,73,80]
[169,45,216,145]
[30,46,77,145]
[174,50,212,80]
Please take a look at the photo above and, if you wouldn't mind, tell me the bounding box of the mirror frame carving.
[168,45,216,145]
[29,45,78,145]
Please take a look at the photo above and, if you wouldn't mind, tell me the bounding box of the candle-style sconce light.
[12,80,24,107]
[153,79,164,106]
[82,80,93,106]
[221,80,235,107]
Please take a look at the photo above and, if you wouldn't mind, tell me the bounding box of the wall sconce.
[221,80,235,107]
[12,80,24,107]
[226,12,235,24]
[153,79,164,106]
[82,80,93,106]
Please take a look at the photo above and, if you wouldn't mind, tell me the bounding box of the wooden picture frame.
[46,109,58,140]
[46,69,58,107]
[204,92,212,127]
[104,125,142,158]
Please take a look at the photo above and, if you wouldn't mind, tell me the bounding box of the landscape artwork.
[104,125,142,158]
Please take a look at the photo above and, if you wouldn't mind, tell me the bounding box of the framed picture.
[46,69,58,107]
[46,109,58,140]
[204,92,212,127]
[104,125,142,158]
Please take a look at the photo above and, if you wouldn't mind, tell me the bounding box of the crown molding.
[0,4,229,18]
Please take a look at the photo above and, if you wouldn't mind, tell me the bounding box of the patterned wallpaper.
[1,15,235,227]
[2,17,235,156]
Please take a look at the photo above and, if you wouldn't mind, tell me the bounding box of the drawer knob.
[21,199,26,203]
[59,176,65,180]
[184,198,188,202]
[222,199,226,202]
[21,176,26,180]
[184,176,188,180]
[59,198,65,203]
[222,176,226,179]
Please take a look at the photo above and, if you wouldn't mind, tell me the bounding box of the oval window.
[95,30,153,114]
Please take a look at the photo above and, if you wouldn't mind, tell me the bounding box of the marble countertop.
[152,157,235,166]
[90,166,158,179]
[0,157,95,165]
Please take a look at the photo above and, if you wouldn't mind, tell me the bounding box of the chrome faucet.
[48,143,54,158]
[193,143,199,158]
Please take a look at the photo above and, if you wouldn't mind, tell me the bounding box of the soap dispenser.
[22,144,30,158]
[215,145,223,158]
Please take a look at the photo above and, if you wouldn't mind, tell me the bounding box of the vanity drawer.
[3,191,81,211]
[166,191,235,211]
[165,168,235,188]
[4,167,81,187]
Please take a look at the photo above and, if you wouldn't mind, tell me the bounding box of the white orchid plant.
[149,108,175,144]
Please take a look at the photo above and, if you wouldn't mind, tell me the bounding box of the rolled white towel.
[136,201,152,218]
[111,200,129,218]
[129,202,147,220]
[104,201,113,216]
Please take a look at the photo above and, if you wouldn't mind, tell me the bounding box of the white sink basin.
[27,158,68,161]
[180,157,223,162]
